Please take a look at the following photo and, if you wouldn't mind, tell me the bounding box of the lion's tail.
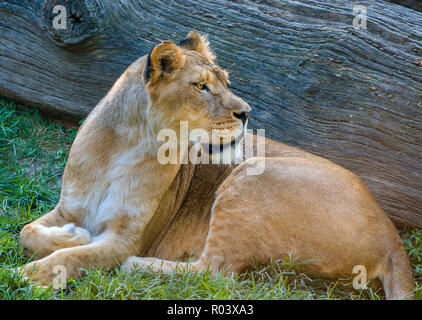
[378,245,415,300]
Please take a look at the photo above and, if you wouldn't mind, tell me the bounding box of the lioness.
[20,31,414,299]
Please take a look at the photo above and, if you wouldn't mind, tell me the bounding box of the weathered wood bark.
[0,0,421,227]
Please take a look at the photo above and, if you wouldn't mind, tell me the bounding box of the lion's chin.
[203,131,245,165]
[207,133,241,154]
[187,124,247,165]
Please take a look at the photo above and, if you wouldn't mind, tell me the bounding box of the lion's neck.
[96,71,167,160]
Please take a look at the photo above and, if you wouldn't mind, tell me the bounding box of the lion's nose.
[233,111,250,124]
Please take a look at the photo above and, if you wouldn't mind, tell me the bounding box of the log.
[0,0,421,227]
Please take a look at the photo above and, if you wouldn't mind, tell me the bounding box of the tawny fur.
[20,31,414,299]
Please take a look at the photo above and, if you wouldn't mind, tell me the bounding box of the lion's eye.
[194,82,207,91]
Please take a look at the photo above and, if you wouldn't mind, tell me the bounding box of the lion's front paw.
[21,258,68,288]
[60,223,92,246]
[21,261,50,287]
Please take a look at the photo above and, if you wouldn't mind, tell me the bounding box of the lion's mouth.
[207,131,245,154]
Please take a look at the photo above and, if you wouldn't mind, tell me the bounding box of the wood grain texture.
[0,0,421,227]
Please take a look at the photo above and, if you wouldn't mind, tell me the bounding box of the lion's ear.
[145,41,185,85]
[179,30,216,62]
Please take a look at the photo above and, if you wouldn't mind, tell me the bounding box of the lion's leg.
[20,206,91,259]
[121,256,206,273]
[122,219,248,275]
[121,239,243,275]
[122,257,197,273]
[22,221,141,287]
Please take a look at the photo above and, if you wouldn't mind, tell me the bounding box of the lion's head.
[140,30,251,163]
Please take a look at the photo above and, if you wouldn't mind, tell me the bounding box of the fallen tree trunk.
[0,0,421,227]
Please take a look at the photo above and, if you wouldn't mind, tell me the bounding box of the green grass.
[0,97,421,300]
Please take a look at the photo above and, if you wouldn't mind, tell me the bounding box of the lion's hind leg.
[121,256,209,274]
[20,207,91,259]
